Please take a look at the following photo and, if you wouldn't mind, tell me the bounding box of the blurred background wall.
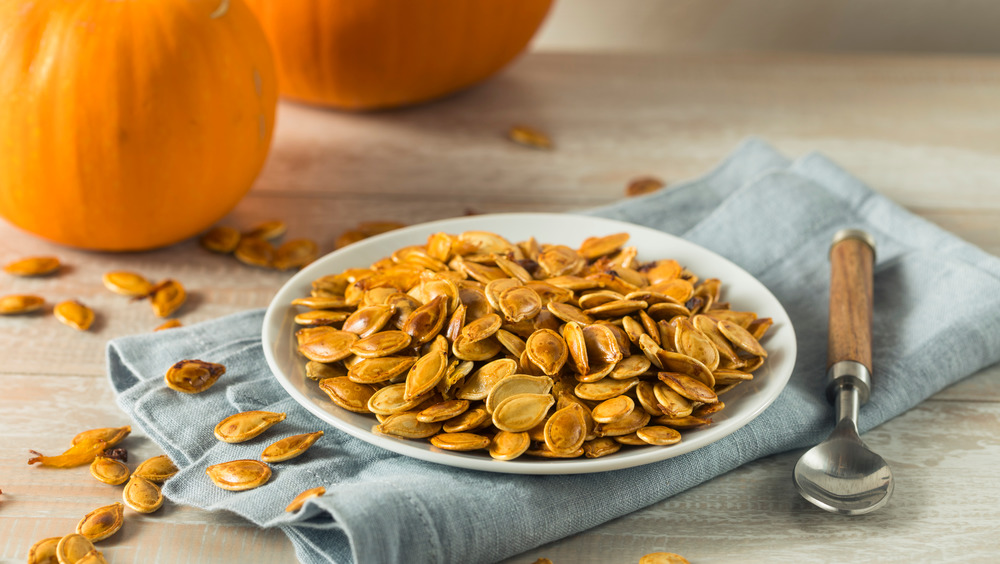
[532,0,1000,53]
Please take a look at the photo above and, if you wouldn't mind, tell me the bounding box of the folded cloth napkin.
[107,138,1000,564]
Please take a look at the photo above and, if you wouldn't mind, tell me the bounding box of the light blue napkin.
[107,139,1000,564]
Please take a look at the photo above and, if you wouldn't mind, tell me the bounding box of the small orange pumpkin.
[0,0,278,251]
[244,0,554,110]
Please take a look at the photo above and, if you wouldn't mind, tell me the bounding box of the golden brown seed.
[122,475,165,512]
[718,319,768,357]
[133,455,179,483]
[154,319,182,331]
[636,425,682,446]
[652,382,693,418]
[292,296,350,309]
[525,329,568,376]
[574,377,639,401]
[348,356,415,384]
[235,236,275,268]
[625,176,666,197]
[655,349,715,387]
[525,444,584,459]
[417,399,470,423]
[485,375,553,414]
[341,305,393,337]
[674,317,719,370]
[27,536,61,564]
[286,486,326,512]
[455,358,518,400]
[244,219,287,240]
[214,411,287,443]
[658,372,718,404]
[639,552,691,564]
[55,534,97,564]
[299,329,359,362]
[492,393,555,433]
[460,313,503,343]
[583,437,622,458]
[367,383,424,415]
[538,245,585,277]
[262,431,324,463]
[608,355,651,379]
[442,407,491,433]
[350,330,412,358]
[498,286,542,323]
[404,351,448,401]
[595,406,650,437]
[320,377,375,413]
[429,432,491,451]
[294,309,350,327]
[544,404,587,454]
[164,359,226,393]
[72,426,130,447]
[76,502,124,542]
[274,239,319,270]
[0,294,44,314]
[376,412,442,439]
[3,255,60,276]
[652,415,711,429]
[149,279,186,317]
[590,395,635,424]
[508,125,553,149]
[614,432,647,446]
[205,459,272,491]
[200,225,241,253]
[489,430,531,461]
[451,334,503,361]
[90,457,130,485]
[54,300,94,331]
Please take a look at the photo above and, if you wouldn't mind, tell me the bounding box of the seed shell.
[214,411,287,443]
[205,459,272,491]
[261,431,324,463]
[200,225,241,253]
[27,537,61,564]
[149,279,186,317]
[55,534,97,564]
[76,502,124,542]
[165,359,226,393]
[122,475,164,513]
[0,294,44,314]
[90,457,130,485]
[4,256,60,276]
[102,271,153,296]
[286,486,326,512]
[54,300,94,331]
[133,454,179,483]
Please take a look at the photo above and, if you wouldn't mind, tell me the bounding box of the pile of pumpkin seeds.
[292,230,771,461]
[200,219,319,271]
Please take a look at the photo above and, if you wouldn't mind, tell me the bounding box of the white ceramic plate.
[262,213,796,475]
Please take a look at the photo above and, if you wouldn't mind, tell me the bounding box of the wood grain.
[827,236,875,371]
[3,51,1000,563]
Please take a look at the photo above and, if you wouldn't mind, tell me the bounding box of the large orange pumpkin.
[244,0,553,110]
[0,0,278,251]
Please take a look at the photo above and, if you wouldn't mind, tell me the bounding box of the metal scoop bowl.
[793,229,894,515]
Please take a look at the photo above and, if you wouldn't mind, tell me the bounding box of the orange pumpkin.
[244,0,553,110]
[0,0,278,251]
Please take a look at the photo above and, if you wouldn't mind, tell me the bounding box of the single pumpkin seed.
[673,317,719,370]
[149,279,186,317]
[583,437,622,458]
[658,372,719,404]
[367,383,425,415]
[350,330,412,358]
[262,431,324,463]
[429,432,491,451]
[652,415,712,429]
[305,360,346,381]
[54,300,94,331]
[508,125,552,149]
[294,309,350,326]
[635,381,665,416]
[545,301,593,325]
[488,430,531,461]
[636,425,682,446]
[72,426,131,447]
[595,406,650,437]
[376,412,442,439]
[0,294,44,314]
[652,382,693,417]
[451,334,502,361]
[75,502,124,542]
[214,411,287,443]
[417,399,470,423]
[404,351,448,401]
[55,534,97,564]
[492,393,555,433]
[131,454,179,484]
[578,232,630,260]
[122,475,164,512]
[274,239,319,271]
[200,225,241,253]
[498,286,542,323]
[348,356,415,384]
[543,404,587,454]
[300,329,358,362]
[3,255,60,276]
[205,459,272,491]
[485,375,553,414]
[525,444,584,459]
[525,329,568,376]
[341,305,394,337]
[90,457,130,485]
[613,432,648,446]
[234,237,275,268]
[286,486,326,512]
[460,312,503,343]
[442,406,491,433]
[319,377,375,413]
[164,359,225,393]
[27,536,61,564]
[244,219,286,240]
[292,296,350,309]
[590,395,635,424]
[718,319,768,357]
[104,271,154,296]
[574,377,639,401]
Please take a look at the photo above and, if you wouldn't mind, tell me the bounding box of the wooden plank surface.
[3,51,1000,563]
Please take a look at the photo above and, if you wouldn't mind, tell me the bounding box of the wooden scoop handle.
[828,230,875,372]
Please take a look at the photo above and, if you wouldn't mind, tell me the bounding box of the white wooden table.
[2,52,999,563]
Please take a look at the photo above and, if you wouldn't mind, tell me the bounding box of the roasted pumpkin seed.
[90,457,130,485]
[165,359,226,393]
[286,486,326,512]
[244,219,286,240]
[488,430,531,460]
[76,502,124,542]
[27,536,61,564]
[430,432,491,451]
[200,225,241,253]
[508,125,553,149]
[149,279,186,317]
[636,425,682,446]
[376,412,442,439]
[54,300,94,331]
[543,404,587,454]
[123,475,164,512]
[133,454,178,483]
[205,459,272,491]
[262,431,324,463]
[0,294,44,314]
[4,255,60,276]
[235,236,275,268]
[492,393,554,433]
[718,319,768,357]
[55,534,98,564]
[214,411,287,443]
[590,395,635,424]
[274,239,319,270]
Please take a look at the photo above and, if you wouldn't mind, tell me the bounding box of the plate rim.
[262,212,797,475]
